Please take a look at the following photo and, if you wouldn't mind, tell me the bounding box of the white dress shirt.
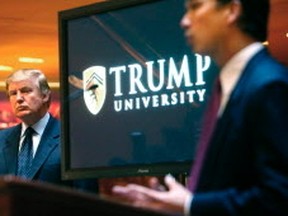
[218,42,264,115]
[19,112,50,157]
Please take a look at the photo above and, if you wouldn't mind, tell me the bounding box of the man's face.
[7,78,49,123]
[181,0,229,56]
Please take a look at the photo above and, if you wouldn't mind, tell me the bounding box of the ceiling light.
[18,57,44,64]
[0,65,13,71]
[49,82,60,89]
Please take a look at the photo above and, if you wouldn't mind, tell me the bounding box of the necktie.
[188,77,222,192]
[17,127,35,178]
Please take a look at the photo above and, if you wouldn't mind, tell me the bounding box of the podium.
[0,176,170,216]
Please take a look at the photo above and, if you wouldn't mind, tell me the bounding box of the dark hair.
[217,0,270,42]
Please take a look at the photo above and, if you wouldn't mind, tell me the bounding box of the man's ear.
[42,92,50,103]
[226,0,242,24]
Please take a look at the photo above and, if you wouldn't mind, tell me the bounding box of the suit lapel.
[213,49,268,136]
[196,49,269,189]
[27,116,60,179]
[3,125,21,174]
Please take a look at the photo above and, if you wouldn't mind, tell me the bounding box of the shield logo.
[83,66,106,115]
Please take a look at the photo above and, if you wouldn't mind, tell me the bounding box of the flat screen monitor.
[59,0,218,180]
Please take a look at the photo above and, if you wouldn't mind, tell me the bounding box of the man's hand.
[112,175,191,215]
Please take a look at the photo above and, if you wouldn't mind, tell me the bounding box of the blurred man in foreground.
[113,0,288,215]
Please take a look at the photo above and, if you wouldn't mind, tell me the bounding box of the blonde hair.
[6,68,52,106]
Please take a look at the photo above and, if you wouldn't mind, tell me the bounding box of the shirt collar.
[217,42,264,116]
[21,112,50,137]
[219,42,264,98]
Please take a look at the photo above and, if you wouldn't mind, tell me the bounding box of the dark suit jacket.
[0,114,98,193]
[190,49,288,216]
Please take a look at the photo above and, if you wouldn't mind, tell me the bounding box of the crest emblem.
[83,66,106,115]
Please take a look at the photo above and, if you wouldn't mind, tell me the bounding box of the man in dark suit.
[113,0,288,215]
[0,68,98,192]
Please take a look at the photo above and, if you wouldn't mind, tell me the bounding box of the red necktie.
[187,77,222,192]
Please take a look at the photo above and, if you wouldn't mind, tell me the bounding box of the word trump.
[110,54,211,112]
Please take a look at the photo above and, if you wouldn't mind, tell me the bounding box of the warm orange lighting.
[0,65,13,71]
[286,33,288,38]
[262,41,269,46]
[18,57,44,64]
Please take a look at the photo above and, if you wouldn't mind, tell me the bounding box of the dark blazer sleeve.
[190,51,288,216]
[0,125,21,175]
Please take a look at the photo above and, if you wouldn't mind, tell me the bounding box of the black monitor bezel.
[59,0,193,180]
